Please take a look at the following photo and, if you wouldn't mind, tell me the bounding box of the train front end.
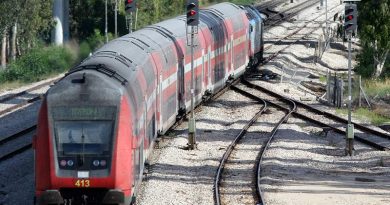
[34,70,134,205]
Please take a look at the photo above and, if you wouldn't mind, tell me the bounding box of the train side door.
[158,72,163,133]
[207,46,211,91]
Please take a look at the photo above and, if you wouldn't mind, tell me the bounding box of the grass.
[364,78,390,99]
[0,72,65,93]
[336,108,390,126]
[319,75,327,83]
[0,45,76,92]
[0,80,25,92]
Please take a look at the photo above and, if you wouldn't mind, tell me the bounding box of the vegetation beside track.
[337,107,390,126]
[0,45,76,86]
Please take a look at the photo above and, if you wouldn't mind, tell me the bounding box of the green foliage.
[357,0,390,77]
[0,0,53,48]
[68,0,258,39]
[79,29,114,60]
[319,75,327,83]
[69,0,128,39]
[356,45,376,78]
[0,46,76,83]
[336,108,390,126]
[364,78,390,98]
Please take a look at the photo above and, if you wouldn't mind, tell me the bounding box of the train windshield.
[52,106,117,156]
[55,121,113,155]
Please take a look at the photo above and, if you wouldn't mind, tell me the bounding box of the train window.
[54,121,113,156]
[52,106,116,159]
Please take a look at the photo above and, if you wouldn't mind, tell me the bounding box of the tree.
[0,0,18,68]
[0,0,53,69]
[358,0,390,78]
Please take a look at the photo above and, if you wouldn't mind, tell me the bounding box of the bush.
[79,29,114,60]
[0,45,76,83]
[356,45,375,78]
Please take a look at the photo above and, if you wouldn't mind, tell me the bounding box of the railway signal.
[344,2,358,156]
[186,0,199,26]
[125,0,137,13]
[344,4,357,33]
[186,0,199,149]
[125,0,138,34]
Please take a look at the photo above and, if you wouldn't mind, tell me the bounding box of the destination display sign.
[52,106,117,120]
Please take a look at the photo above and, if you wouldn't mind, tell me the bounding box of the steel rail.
[0,125,36,146]
[0,78,58,103]
[0,143,32,162]
[0,95,42,116]
[0,126,36,162]
[241,79,389,151]
[231,85,296,205]
[213,93,267,205]
[264,0,320,29]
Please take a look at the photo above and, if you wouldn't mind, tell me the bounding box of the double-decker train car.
[34,2,263,205]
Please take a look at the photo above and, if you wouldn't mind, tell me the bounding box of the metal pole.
[326,70,330,102]
[105,0,108,43]
[115,0,118,37]
[347,32,354,156]
[188,26,196,150]
[325,0,328,50]
[129,13,133,33]
[359,75,362,107]
[135,8,138,30]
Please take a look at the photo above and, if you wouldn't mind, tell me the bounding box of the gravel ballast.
[1,0,390,204]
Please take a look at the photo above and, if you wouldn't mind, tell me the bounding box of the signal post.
[186,0,199,150]
[125,0,138,33]
[344,2,358,156]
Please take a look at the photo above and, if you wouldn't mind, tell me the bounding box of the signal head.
[125,0,137,13]
[186,0,199,26]
[344,3,357,33]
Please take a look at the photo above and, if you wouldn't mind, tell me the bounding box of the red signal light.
[190,10,196,16]
[127,0,133,3]
[347,15,353,20]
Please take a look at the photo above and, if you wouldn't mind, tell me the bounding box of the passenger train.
[34,3,264,205]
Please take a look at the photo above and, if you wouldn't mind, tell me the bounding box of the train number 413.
[75,179,90,187]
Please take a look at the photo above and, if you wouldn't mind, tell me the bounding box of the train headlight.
[93,160,100,167]
[100,160,107,166]
[60,160,67,167]
[67,160,74,166]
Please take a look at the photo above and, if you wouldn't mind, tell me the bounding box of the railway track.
[263,0,321,29]
[241,78,390,151]
[213,93,267,205]
[0,125,35,162]
[231,85,296,205]
[213,84,297,205]
[256,0,286,11]
[263,3,341,54]
[0,77,60,116]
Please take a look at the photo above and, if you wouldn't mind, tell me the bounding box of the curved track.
[231,85,296,205]
[242,78,390,151]
[213,94,267,205]
[213,83,297,205]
